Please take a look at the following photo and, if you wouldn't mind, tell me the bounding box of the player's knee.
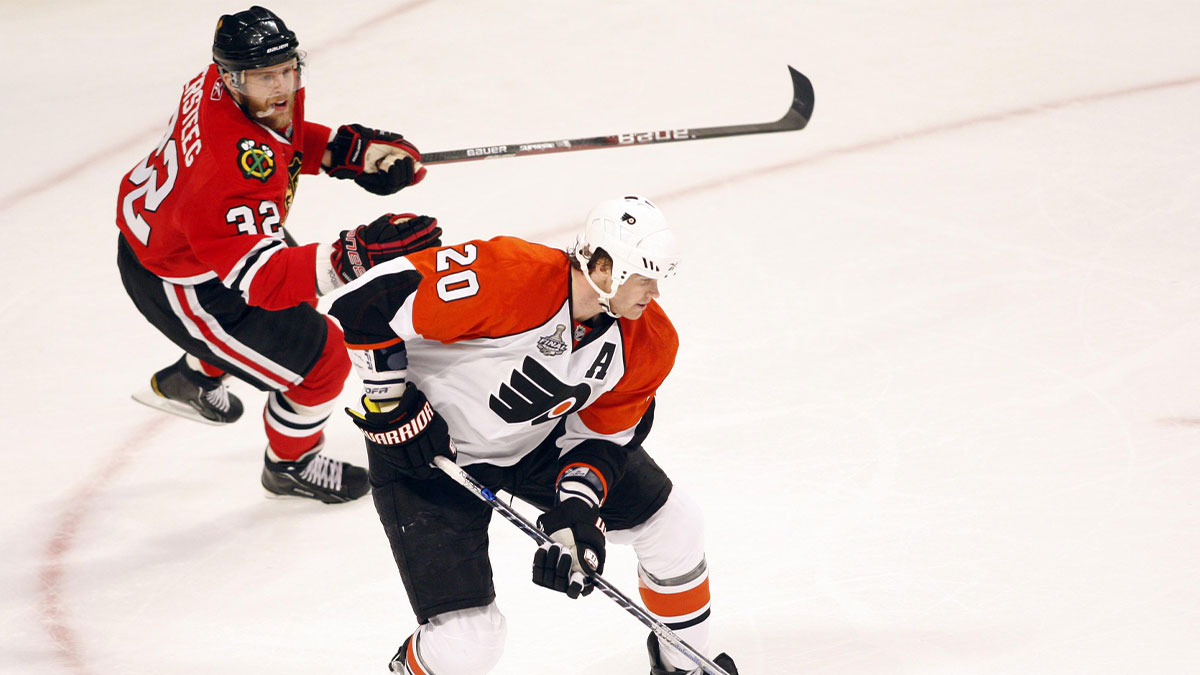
[312,318,352,384]
[284,317,350,407]
[417,603,507,675]
[633,489,706,578]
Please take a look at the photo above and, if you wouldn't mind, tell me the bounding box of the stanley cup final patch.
[237,138,276,182]
[537,324,569,356]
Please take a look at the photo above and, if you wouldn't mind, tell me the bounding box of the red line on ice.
[520,73,1200,242]
[38,417,170,674]
[658,73,1200,202]
[20,11,1200,671]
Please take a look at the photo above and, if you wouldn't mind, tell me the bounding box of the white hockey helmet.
[573,195,681,315]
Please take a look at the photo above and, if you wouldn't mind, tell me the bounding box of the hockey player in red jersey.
[115,6,441,503]
[329,196,739,674]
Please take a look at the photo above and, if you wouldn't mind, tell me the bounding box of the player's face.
[608,274,661,319]
[225,59,301,130]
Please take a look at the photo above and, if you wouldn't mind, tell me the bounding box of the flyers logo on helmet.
[237,138,275,182]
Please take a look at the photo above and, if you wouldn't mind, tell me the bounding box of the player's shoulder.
[480,236,569,280]
[405,236,571,341]
[462,235,564,266]
[411,236,568,287]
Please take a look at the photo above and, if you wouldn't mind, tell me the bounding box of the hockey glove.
[331,213,441,283]
[533,497,606,599]
[325,124,426,195]
[345,384,454,481]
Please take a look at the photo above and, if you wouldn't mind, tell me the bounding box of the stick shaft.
[422,66,813,165]
[432,457,732,675]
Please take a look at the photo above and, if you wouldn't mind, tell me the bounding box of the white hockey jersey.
[328,236,678,467]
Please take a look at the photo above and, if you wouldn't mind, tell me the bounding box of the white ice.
[2,1,1198,673]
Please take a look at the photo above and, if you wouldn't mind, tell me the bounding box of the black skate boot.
[647,633,738,675]
[134,356,244,425]
[261,442,370,504]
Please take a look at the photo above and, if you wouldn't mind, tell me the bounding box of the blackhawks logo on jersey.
[285,154,302,211]
[237,138,275,182]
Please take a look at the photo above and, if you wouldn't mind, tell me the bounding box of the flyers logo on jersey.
[490,357,591,425]
[237,138,275,182]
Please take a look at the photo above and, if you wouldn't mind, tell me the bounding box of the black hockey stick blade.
[421,66,813,165]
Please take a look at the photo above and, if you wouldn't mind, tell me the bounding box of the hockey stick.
[421,66,813,165]
[432,456,732,675]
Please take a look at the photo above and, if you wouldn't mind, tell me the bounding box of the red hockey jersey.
[115,64,332,310]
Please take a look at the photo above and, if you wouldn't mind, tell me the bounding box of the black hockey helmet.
[212,6,299,72]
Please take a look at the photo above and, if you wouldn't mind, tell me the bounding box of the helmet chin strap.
[597,296,621,319]
[575,248,623,319]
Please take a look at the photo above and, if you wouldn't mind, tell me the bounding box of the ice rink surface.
[2,1,1199,673]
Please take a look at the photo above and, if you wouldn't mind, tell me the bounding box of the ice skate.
[387,635,412,673]
[647,633,738,675]
[131,356,244,425]
[261,442,369,504]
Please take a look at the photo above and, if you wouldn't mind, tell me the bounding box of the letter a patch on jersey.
[237,138,275,182]
[585,342,616,379]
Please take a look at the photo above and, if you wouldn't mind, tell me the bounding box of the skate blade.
[261,487,357,504]
[131,388,224,426]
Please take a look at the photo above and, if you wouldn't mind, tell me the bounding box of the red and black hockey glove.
[533,498,606,599]
[331,213,442,283]
[345,384,455,481]
[325,124,427,195]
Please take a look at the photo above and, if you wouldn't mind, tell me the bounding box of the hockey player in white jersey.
[329,196,739,674]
